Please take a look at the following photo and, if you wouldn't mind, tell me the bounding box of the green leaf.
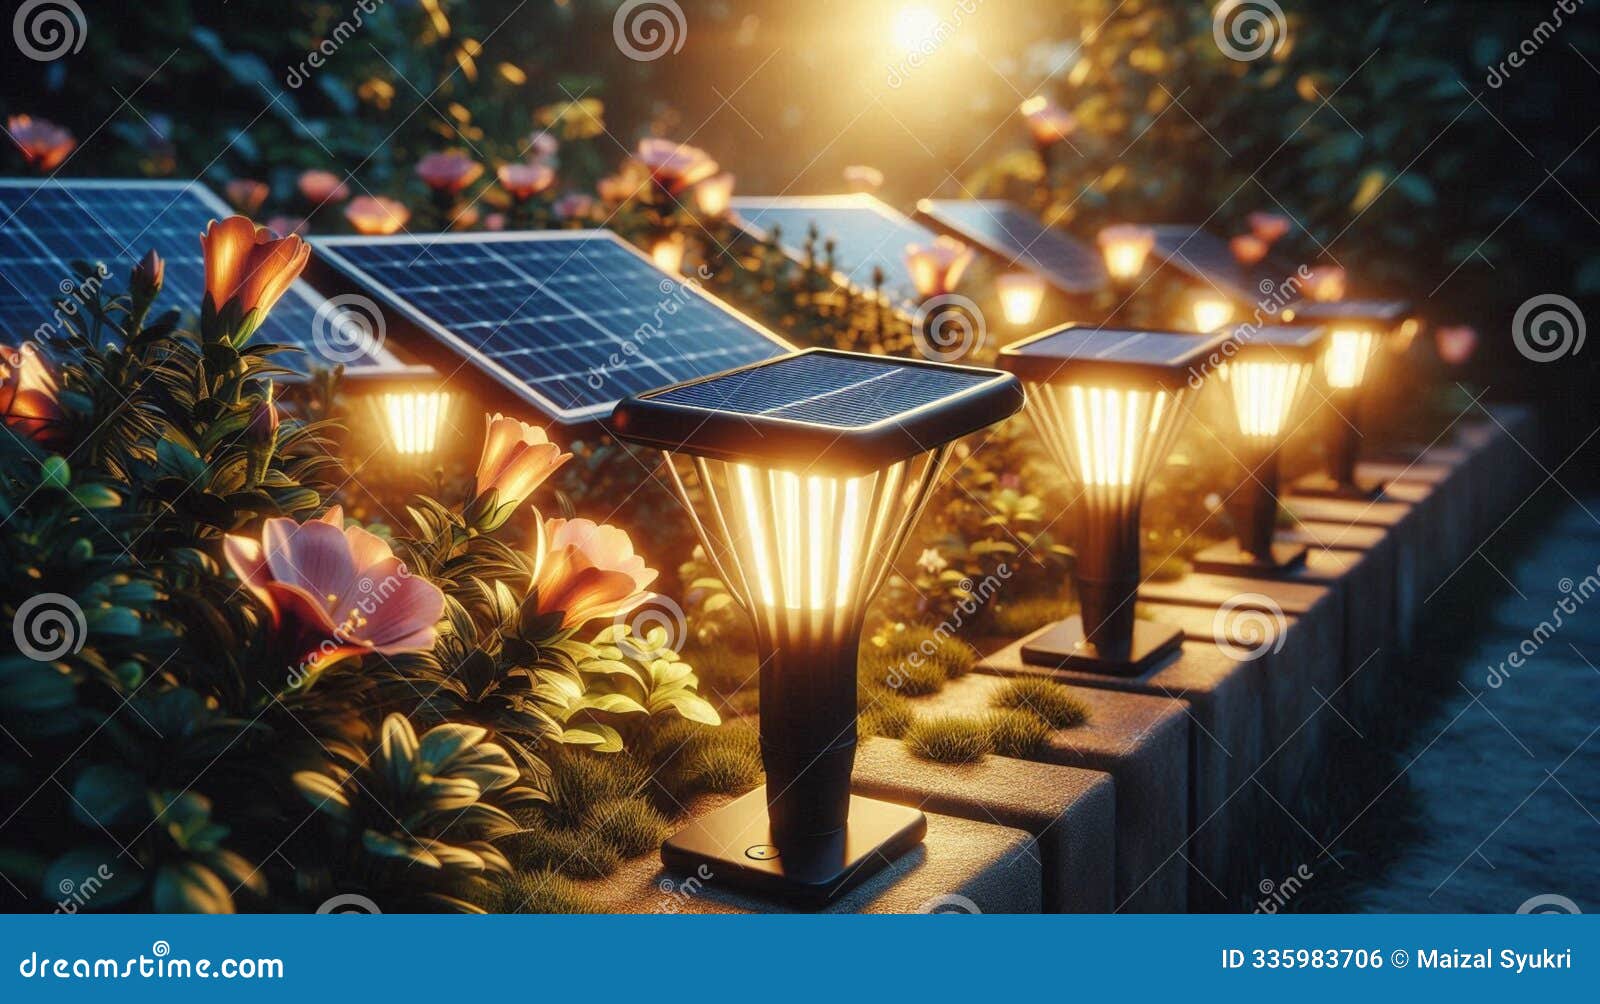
[71,766,145,827]
[42,848,143,910]
[152,861,235,914]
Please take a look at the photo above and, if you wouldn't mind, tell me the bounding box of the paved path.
[1350,502,1600,913]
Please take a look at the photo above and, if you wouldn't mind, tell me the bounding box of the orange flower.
[7,116,75,172]
[297,170,350,205]
[1230,233,1269,266]
[497,162,556,201]
[415,151,483,194]
[904,236,974,299]
[449,204,480,231]
[1019,96,1076,146]
[843,165,884,194]
[198,216,311,343]
[1247,211,1291,244]
[531,516,658,630]
[472,414,571,525]
[224,507,445,676]
[225,179,270,215]
[0,343,67,446]
[634,138,719,195]
[344,195,410,235]
[694,172,736,217]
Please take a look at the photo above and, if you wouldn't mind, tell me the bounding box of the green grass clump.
[544,750,645,828]
[985,709,1052,758]
[988,597,1073,637]
[902,715,992,764]
[585,796,670,859]
[858,689,915,739]
[493,870,604,914]
[500,821,622,880]
[685,741,763,794]
[860,625,978,696]
[990,677,1090,729]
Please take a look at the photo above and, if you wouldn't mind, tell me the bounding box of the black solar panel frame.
[310,229,793,424]
[1147,223,1298,304]
[611,348,1023,475]
[0,177,402,375]
[916,198,1107,295]
[1285,299,1412,326]
[998,323,1229,389]
[1224,324,1327,364]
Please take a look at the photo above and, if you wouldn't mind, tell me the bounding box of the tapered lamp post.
[997,325,1223,675]
[611,348,1022,901]
[1283,300,1410,500]
[1191,326,1327,576]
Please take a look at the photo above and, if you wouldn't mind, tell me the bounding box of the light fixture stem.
[1074,502,1143,654]
[1326,389,1363,486]
[759,632,859,849]
[1235,444,1282,560]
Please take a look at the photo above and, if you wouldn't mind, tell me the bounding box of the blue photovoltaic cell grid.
[920,199,1107,294]
[313,233,789,420]
[1012,327,1215,367]
[730,196,940,308]
[648,352,992,429]
[0,180,383,371]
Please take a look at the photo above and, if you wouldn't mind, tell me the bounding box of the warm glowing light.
[1098,225,1155,282]
[1025,383,1185,496]
[903,236,973,299]
[1304,265,1347,302]
[651,234,686,274]
[694,172,735,218]
[1323,327,1382,389]
[379,390,452,455]
[1192,296,1235,333]
[1219,360,1313,439]
[891,6,942,55]
[995,272,1046,327]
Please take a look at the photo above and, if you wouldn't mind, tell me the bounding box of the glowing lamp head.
[903,236,974,300]
[1191,295,1236,333]
[1097,224,1156,282]
[611,350,1021,626]
[650,233,686,275]
[995,271,1047,327]
[346,365,454,459]
[1287,300,1410,392]
[1214,325,1326,443]
[1304,265,1348,303]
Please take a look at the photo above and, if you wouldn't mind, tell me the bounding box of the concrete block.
[599,794,1042,914]
[851,735,1116,913]
[911,673,1189,913]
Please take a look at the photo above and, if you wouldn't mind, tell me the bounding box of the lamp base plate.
[660,786,926,906]
[1191,540,1309,578]
[1020,616,1184,677]
[1290,474,1386,501]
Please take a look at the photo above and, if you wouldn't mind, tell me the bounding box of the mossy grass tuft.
[990,676,1090,729]
[501,820,623,880]
[858,688,915,739]
[985,708,1052,758]
[988,597,1074,637]
[544,750,646,829]
[902,714,992,764]
[684,741,763,794]
[860,624,979,696]
[585,796,670,859]
[493,870,605,914]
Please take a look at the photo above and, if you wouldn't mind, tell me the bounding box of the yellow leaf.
[1351,169,1387,213]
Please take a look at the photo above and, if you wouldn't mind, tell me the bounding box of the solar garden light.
[1190,292,1236,334]
[342,365,455,459]
[1190,326,1327,576]
[1097,224,1156,287]
[997,325,1224,675]
[1282,299,1411,500]
[995,271,1047,327]
[611,348,1022,900]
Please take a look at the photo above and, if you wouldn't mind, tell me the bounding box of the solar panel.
[311,230,792,422]
[0,179,395,372]
[998,323,1227,387]
[1287,299,1410,324]
[1148,224,1297,303]
[917,199,1107,294]
[1226,324,1325,362]
[611,348,1023,473]
[729,194,941,309]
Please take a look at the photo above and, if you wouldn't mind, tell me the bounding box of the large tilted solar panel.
[0,179,393,371]
[918,199,1107,294]
[1148,224,1290,302]
[311,231,792,422]
[729,194,940,309]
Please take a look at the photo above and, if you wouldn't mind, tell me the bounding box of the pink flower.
[224,507,445,673]
[7,116,75,172]
[555,193,596,221]
[1019,96,1076,146]
[1435,325,1478,366]
[475,413,571,512]
[415,151,483,194]
[225,179,270,215]
[904,236,974,298]
[298,170,350,205]
[634,138,720,195]
[497,162,556,201]
[1247,211,1291,244]
[0,343,67,446]
[526,132,559,165]
[483,212,507,231]
[531,516,658,629]
[1230,233,1269,266]
[344,196,410,235]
